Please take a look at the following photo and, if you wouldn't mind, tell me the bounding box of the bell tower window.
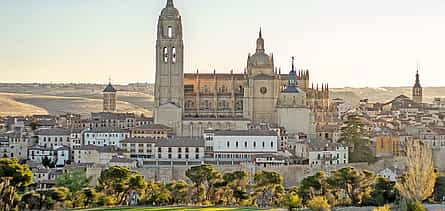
[168,26,173,38]
[163,47,168,63]
[172,47,176,63]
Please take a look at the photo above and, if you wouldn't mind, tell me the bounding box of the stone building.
[103,82,117,112]
[154,0,332,136]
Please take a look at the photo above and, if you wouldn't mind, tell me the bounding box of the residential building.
[203,129,278,161]
[74,145,128,165]
[83,127,129,147]
[129,124,173,139]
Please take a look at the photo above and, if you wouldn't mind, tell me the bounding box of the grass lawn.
[78,207,283,211]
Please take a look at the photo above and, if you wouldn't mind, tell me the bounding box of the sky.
[1,0,445,87]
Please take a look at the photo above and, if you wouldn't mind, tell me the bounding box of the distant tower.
[154,0,184,108]
[154,0,184,134]
[412,67,423,104]
[103,81,117,112]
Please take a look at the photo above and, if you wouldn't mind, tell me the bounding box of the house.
[36,128,71,148]
[120,137,205,166]
[203,129,278,161]
[295,140,349,167]
[28,145,70,167]
[82,127,129,147]
[377,168,398,182]
[129,124,173,139]
[73,145,128,166]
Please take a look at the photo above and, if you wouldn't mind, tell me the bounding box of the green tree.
[286,191,302,211]
[143,180,172,206]
[95,192,116,207]
[254,170,284,207]
[222,170,249,205]
[55,169,91,208]
[365,177,396,206]
[20,191,41,210]
[433,175,445,202]
[97,165,135,205]
[326,167,375,206]
[298,171,329,203]
[128,175,147,205]
[307,196,331,211]
[396,140,436,202]
[0,158,32,210]
[339,115,376,163]
[46,187,69,209]
[185,164,220,204]
[166,180,189,205]
[81,187,97,208]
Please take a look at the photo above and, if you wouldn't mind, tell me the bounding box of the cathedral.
[154,0,332,136]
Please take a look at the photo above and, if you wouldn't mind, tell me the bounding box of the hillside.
[0,83,443,116]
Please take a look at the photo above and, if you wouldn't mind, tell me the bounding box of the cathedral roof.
[160,0,180,17]
[248,28,273,66]
[248,52,273,66]
[103,83,116,93]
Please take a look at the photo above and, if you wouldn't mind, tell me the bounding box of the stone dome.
[248,52,273,66]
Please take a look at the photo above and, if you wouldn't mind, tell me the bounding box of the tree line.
[0,143,444,211]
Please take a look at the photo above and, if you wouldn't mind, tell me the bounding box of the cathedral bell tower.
[412,68,423,104]
[154,0,184,134]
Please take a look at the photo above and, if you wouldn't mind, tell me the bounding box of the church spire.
[166,0,174,7]
[256,27,265,53]
[415,65,421,87]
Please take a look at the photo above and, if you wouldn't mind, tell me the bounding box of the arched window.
[167,26,173,38]
[163,47,168,63]
[227,141,230,148]
[172,47,176,63]
[236,141,238,148]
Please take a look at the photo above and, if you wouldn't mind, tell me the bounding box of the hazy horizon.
[2,0,445,87]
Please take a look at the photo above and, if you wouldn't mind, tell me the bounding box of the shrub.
[373,204,391,211]
[307,196,331,211]
[407,200,425,211]
[286,193,302,210]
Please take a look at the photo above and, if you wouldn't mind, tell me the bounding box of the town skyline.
[2,0,445,87]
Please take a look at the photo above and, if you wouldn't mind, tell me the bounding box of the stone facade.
[154,0,332,137]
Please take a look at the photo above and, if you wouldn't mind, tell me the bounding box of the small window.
[168,26,173,38]
[163,47,168,63]
[172,47,176,63]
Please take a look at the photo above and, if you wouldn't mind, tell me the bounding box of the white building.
[420,128,445,148]
[36,128,71,148]
[120,137,205,166]
[203,130,278,161]
[308,141,348,167]
[28,145,70,167]
[377,168,398,182]
[83,127,129,147]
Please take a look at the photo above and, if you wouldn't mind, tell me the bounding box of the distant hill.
[330,87,445,105]
[0,83,443,116]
